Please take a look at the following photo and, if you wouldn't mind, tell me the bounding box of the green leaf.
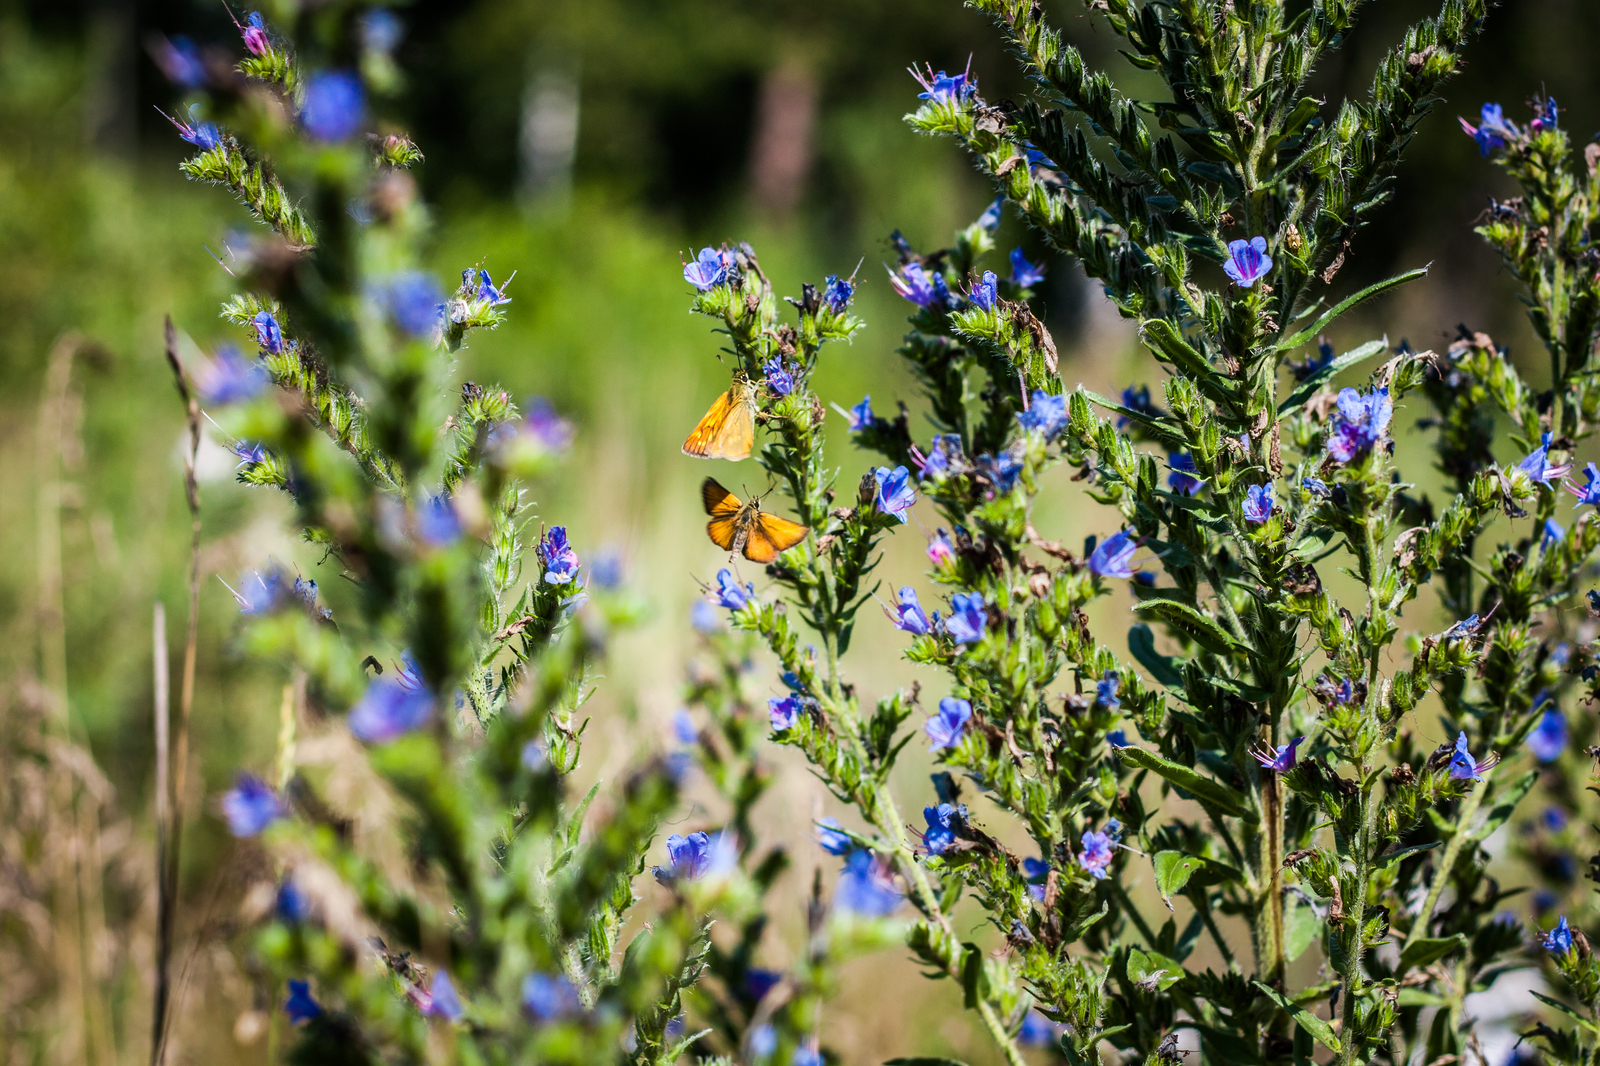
[1152,851,1203,908]
[1396,988,1448,1008]
[1254,981,1342,1053]
[1127,947,1185,991]
[1277,268,1428,352]
[1080,388,1187,448]
[1128,624,1186,688]
[1117,746,1257,822]
[1278,339,1388,414]
[1474,770,1538,842]
[1132,598,1238,655]
[1531,992,1600,1033]
[1397,935,1464,976]
[1289,526,1342,562]
[1375,840,1440,868]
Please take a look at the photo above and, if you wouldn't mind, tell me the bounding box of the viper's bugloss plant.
[669,1,1600,1065]
[163,6,737,1063]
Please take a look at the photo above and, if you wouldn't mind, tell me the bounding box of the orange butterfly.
[701,478,809,563]
[682,377,757,460]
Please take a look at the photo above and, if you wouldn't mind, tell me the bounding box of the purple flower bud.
[873,465,917,521]
[300,70,367,142]
[251,310,284,354]
[222,773,282,836]
[241,11,271,56]
[944,593,987,644]
[1223,236,1272,287]
[925,697,972,750]
[927,530,956,566]
[684,247,730,291]
[1010,247,1045,288]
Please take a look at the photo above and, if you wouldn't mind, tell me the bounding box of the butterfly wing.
[702,478,745,552]
[743,511,810,563]
[682,380,756,460]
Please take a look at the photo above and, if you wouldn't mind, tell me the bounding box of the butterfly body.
[682,377,757,460]
[701,478,808,563]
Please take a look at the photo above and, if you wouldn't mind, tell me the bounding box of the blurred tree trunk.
[748,62,816,220]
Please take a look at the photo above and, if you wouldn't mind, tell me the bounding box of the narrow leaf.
[1531,991,1600,1033]
[1117,746,1257,822]
[1254,981,1342,1053]
[1133,598,1238,655]
[1474,770,1538,842]
[1278,339,1388,414]
[1397,935,1464,976]
[1128,624,1186,688]
[1277,268,1428,352]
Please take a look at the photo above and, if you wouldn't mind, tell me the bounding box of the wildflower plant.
[162,5,729,1062]
[673,1,1600,1065]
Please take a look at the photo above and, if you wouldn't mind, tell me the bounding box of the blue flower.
[823,274,854,311]
[977,448,1025,494]
[977,196,1003,234]
[1088,531,1138,579]
[348,677,434,744]
[522,973,581,1021]
[874,465,918,521]
[379,272,445,338]
[684,247,730,291]
[164,104,222,150]
[817,818,853,855]
[152,35,206,89]
[360,9,404,53]
[1444,614,1484,640]
[521,397,574,452]
[1095,672,1121,708]
[845,395,877,431]
[768,695,802,732]
[1243,484,1275,524]
[749,1024,778,1059]
[418,495,461,547]
[969,270,1000,311]
[540,526,581,584]
[1078,828,1114,879]
[275,878,309,922]
[1534,889,1560,917]
[835,850,903,916]
[888,261,944,307]
[925,697,972,750]
[1541,916,1575,955]
[1517,432,1572,486]
[1254,736,1304,772]
[301,70,367,142]
[1107,730,1128,748]
[913,66,975,104]
[285,980,321,1023]
[198,345,267,404]
[1543,806,1570,832]
[762,356,795,396]
[223,567,288,614]
[742,968,783,1003]
[241,11,271,55]
[1023,857,1050,901]
[521,739,548,771]
[222,773,282,837]
[1290,338,1337,382]
[1017,391,1069,440]
[944,593,987,644]
[1543,518,1566,549]
[653,830,737,885]
[424,971,464,1021]
[1326,387,1393,463]
[1448,731,1491,782]
[1530,707,1567,763]
[251,311,284,354]
[672,709,697,745]
[711,568,754,610]
[1460,102,1516,155]
[1019,1011,1064,1047]
[921,802,965,855]
[886,586,934,635]
[920,433,965,478]
[1223,237,1273,287]
[1568,464,1600,507]
[1302,476,1329,498]
[1010,248,1045,288]
[469,268,513,306]
[1167,453,1204,496]
[1532,97,1559,132]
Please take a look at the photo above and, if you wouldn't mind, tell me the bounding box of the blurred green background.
[1,0,1596,1061]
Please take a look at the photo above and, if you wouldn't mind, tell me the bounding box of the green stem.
[1402,784,1485,950]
